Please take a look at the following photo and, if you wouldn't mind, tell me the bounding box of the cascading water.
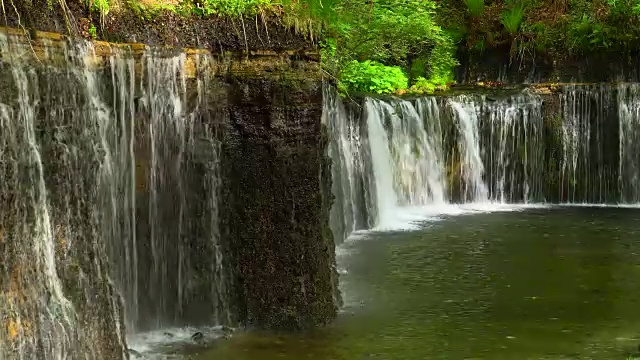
[414,97,448,205]
[111,49,232,331]
[375,98,447,206]
[326,85,640,239]
[364,99,400,227]
[324,87,375,244]
[0,33,127,359]
[480,92,545,203]
[618,83,640,203]
[448,97,489,202]
[559,85,618,203]
[0,32,233,358]
[324,92,451,239]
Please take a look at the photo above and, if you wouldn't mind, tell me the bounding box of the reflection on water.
[185,207,640,359]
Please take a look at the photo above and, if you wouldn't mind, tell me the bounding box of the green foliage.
[409,57,428,82]
[330,0,444,64]
[409,39,457,93]
[464,0,485,17]
[87,0,109,15]
[339,60,408,94]
[521,21,563,51]
[606,0,637,15]
[194,0,273,16]
[567,14,613,49]
[501,3,525,34]
[409,77,438,93]
[88,23,98,39]
[426,39,457,87]
[635,0,640,14]
[127,0,188,19]
[320,0,458,95]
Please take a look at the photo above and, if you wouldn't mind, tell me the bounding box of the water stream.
[327,86,640,243]
[0,34,231,359]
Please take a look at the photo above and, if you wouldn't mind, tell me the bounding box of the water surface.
[175,207,640,359]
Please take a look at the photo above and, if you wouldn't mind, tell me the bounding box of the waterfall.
[0,32,232,357]
[375,98,447,206]
[0,33,127,359]
[414,97,448,205]
[324,87,374,244]
[559,85,616,203]
[448,97,489,202]
[618,84,640,203]
[116,49,231,331]
[482,92,544,203]
[326,85,640,239]
[365,99,400,227]
[106,47,140,333]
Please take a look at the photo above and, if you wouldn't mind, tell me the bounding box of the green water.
[191,206,640,359]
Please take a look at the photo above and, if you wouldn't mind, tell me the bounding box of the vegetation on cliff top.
[318,0,640,95]
[14,0,640,96]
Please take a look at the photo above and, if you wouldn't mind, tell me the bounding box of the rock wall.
[0,33,128,360]
[0,24,337,359]
[221,69,338,329]
[456,45,640,84]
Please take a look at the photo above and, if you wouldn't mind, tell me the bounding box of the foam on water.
[127,326,229,359]
[367,202,547,232]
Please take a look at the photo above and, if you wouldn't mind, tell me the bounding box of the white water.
[618,83,640,203]
[127,326,230,359]
[448,98,489,203]
[4,37,77,359]
[560,86,592,202]
[365,99,400,228]
[415,97,448,204]
[0,33,131,359]
[324,87,374,243]
[326,86,640,238]
[484,93,543,203]
[0,34,232,358]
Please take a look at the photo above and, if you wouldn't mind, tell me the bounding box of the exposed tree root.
[1,0,42,64]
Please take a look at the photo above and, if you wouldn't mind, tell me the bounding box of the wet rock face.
[456,45,640,84]
[1,29,337,360]
[0,50,127,360]
[221,74,338,329]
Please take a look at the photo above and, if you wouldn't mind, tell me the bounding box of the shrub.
[339,60,408,94]
[87,0,109,15]
[567,14,613,49]
[194,0,273,17]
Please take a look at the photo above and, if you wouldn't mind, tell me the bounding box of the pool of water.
[159,206,640,359]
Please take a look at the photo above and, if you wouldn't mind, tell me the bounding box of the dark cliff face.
[220,69,338,329]
[456,45,640,84]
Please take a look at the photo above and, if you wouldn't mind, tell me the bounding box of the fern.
[464,0,484,17]
[501,4,524,34]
